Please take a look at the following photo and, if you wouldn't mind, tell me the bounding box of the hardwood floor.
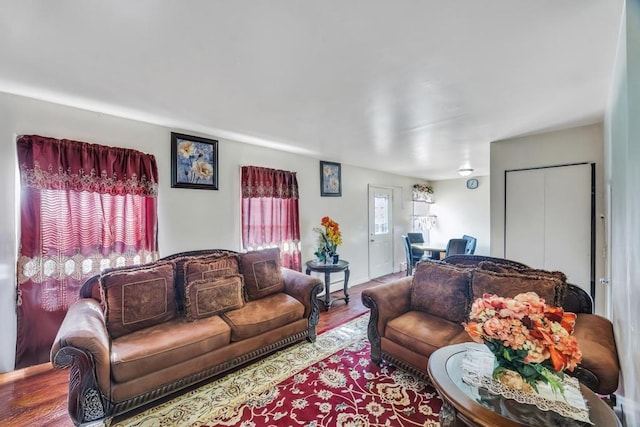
[0,271,404,426]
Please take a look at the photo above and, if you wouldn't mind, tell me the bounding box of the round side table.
[305,259,350,310]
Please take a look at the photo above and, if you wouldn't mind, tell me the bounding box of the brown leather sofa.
[51,248,323,426]
[361,255,620,397]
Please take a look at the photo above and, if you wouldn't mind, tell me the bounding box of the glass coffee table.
[427,343,621,427]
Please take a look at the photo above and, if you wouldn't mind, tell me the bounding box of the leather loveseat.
[361,255,620,397]
[51,248,323,426]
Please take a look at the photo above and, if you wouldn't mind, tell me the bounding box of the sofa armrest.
[562,283,593,314]
[571,313,620,395]
[361,277,412,363]
[282,268,324,341]
[51,298,112,424]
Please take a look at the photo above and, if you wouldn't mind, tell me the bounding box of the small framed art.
[171,132,219,190]
[320,160,341,197]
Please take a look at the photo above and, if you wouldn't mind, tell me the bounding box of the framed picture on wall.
[171,132,219,190]
[320,160,341,197]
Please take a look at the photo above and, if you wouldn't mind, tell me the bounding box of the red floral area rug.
[115,314,442,427]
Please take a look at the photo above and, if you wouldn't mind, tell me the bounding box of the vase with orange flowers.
[313,216,343,264]
[463,292,582,396]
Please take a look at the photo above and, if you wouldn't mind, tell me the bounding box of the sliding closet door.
[505,169,546,266]
[505,163,593,298]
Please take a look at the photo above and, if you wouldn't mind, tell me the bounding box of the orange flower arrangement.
[464,292,582,394]
[320,216,342,247]
[313,216,342,261]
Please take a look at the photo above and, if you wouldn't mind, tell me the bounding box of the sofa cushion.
[100,262,177,338]
[184,275,245,321]
[110,315,231,383]
[410,260,471,324]
[471,269,564,307]
[184,255,240,285]
[221,293,304,341]
[239,248,284,300]
[385,311,465,358]
[477,261,568,305]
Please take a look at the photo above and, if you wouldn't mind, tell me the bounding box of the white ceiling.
[0,1,624,180]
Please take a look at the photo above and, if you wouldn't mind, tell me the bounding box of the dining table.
[410,243,446,260]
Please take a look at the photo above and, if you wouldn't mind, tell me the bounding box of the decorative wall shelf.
[412,190,435,203]
[412,194,436,231]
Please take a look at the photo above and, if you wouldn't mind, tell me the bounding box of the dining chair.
[407,232,424,243]
[402,235,423,276]
[445,238,468,257]
[407,232,426,258]
[462,235,477,255]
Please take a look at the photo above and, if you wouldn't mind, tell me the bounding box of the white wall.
[0,92,419,372]
[0,95,17,375]
[490,124,606,315]
[605,0,640,423]
[429,176,490,256]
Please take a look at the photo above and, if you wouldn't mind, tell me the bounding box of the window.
[374,194,389,234]
[16,135,159,368]
[241,166,301,270]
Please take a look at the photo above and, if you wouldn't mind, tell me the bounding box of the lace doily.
[461,348,592,424]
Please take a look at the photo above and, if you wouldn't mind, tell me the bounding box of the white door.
[368,186,394,279]
[505,163,593,298]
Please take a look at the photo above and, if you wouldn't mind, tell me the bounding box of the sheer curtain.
[241,166,301,271]
[16,135,159,368]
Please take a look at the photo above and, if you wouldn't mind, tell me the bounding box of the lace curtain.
[241,166,301,271]
[15,135,159,368]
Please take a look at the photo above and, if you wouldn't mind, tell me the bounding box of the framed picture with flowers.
[171,132,218,190]
[320,160,341,197]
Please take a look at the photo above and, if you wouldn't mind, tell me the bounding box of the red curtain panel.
[15,135,159,368]
[241,166,301,271]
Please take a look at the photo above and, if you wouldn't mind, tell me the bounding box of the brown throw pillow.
[173,251,237,284]
[184,275,245,321]
[172,251,237,313]
[184,255,240,285]
[100,262,176,338]
[477,261,568,305]
[471,269,563,307]
[410,260,472,324]
[239,248,284,300]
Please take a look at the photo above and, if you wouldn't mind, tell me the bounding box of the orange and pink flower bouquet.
[313,216,343,263]
[464,292,582,395]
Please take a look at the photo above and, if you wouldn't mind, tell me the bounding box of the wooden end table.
[305,259,350,310]
[427,343,621,427]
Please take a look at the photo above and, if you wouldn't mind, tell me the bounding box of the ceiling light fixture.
[458,168,473,177]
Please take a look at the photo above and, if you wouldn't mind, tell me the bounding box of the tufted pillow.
[477,261,568,305]
[410,260,472,324]
[184,255,240,285]
[478,261,568,306]
[239,248,284,300]
[184,275,245,321]
[100,262,176,338]
[471,269,564,307]
[172,251,237,314]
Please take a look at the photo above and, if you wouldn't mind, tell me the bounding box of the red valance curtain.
[241,166,301,271]
[16,135,159,368]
